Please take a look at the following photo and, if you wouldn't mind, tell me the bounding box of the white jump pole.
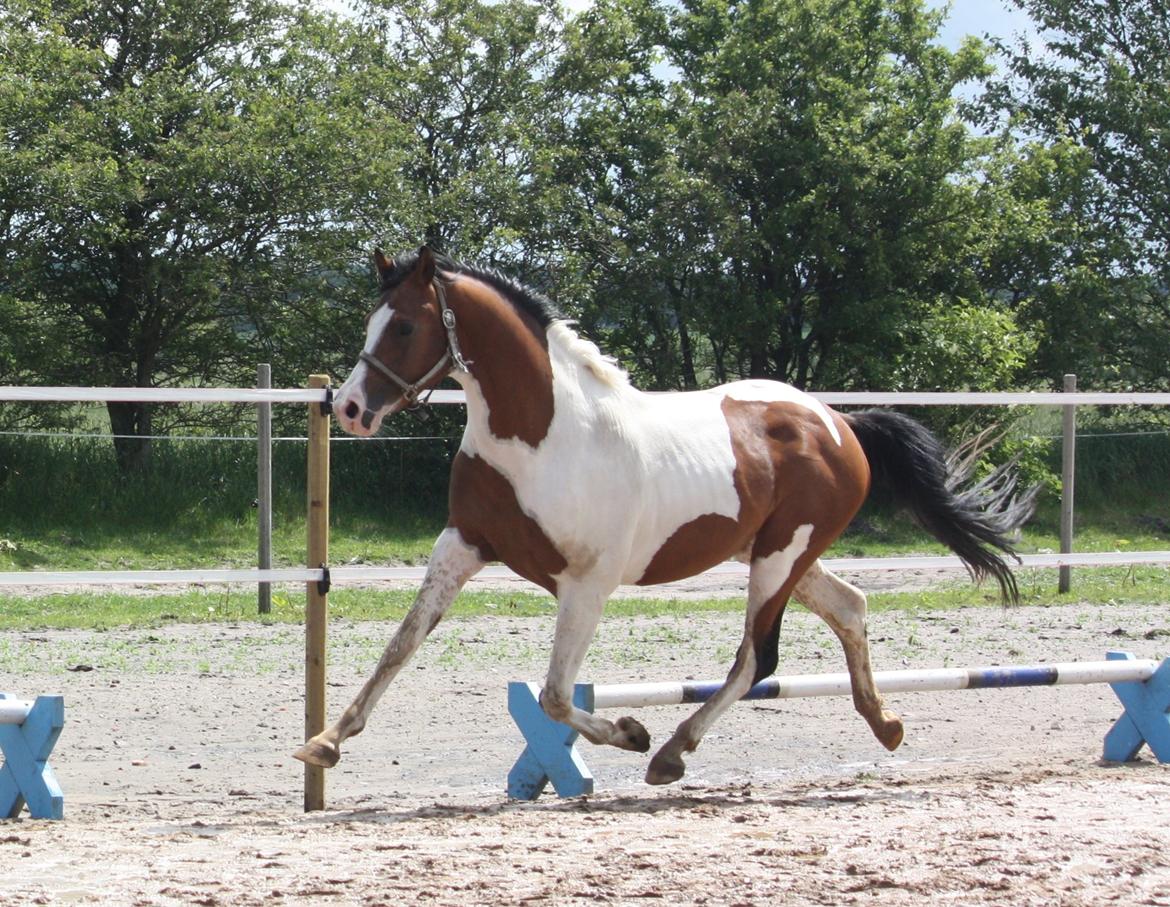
[591,659,1160,709]
[0,699,31,725]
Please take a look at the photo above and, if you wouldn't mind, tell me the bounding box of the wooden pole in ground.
[1059,373,1077,594]
[304,374,331,812]
[257,363,273,616]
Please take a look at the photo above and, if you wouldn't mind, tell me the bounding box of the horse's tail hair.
[844,410,1039,604]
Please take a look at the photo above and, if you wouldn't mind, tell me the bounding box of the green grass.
[3,494,1167,576]
[2,565,1169,632]
[0,434,449,571]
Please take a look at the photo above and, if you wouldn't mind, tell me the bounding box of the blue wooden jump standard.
[507,682,595,799]
[0,693,65,820]
[1103,651,1170,763]
[506,651,1170,800]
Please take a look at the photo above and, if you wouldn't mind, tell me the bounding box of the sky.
[326,0,1044,50]
[931,0,1040,50]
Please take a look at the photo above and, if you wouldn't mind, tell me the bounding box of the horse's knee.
[539,687,573,723]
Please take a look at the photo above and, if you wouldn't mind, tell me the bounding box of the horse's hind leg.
[539,581,651,753]
[293,527,484,768]
[793,560,903,751]
[646,523,817,786]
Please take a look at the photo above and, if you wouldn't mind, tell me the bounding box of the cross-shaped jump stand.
[507,681,595,800]
[0,694,65,820]
[1103,650,1170,764]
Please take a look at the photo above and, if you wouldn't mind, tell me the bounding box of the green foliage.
[561,0,1041,393]
[984,0,1170,389]
[870,297,1038,391]
[0,0,409,464]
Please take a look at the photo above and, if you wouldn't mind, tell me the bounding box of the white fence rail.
[8,386,1170,406]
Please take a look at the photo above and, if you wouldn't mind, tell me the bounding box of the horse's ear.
[373,248,395,284]
[417,244,436,283]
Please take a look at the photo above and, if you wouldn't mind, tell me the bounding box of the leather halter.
[358,278,471,406]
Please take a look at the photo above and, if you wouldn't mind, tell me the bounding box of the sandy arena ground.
[1,574,1168,905]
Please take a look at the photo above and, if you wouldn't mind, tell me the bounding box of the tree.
[559,0,1036,393]
[985,0,1170,389]
[0,0,407,468]
[358,0,571,270]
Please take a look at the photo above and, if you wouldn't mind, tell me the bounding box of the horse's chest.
[447,452,569,594]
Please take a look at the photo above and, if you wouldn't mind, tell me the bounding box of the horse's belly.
[631,510,753,585]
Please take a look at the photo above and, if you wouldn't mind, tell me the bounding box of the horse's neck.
[451,289,558,449]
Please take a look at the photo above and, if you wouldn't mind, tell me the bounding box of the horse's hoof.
[875,710,904,752]
[616,716,651,752]
[293,737,340,768]
[645,749,686,785]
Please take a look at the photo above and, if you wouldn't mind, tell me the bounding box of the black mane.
[384,249,562,329]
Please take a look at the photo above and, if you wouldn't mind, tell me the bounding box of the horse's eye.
[397,321,414,337]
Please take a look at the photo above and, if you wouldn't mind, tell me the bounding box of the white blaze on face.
[749,523,815,606]
[334,305,396,436]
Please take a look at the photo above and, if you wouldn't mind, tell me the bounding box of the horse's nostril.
[344,401,360,420]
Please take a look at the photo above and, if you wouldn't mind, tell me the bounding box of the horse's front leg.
[293,527,484,768]
[539,582,651,753]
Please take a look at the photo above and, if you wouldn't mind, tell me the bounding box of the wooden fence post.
[257,363,272,616]
[304,374,331,812]
[1060,374,1077,594]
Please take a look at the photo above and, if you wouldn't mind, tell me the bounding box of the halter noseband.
[358,278,471,406]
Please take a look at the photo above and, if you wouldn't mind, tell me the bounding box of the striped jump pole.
[0,693,65,819]
[507,651,1170,800]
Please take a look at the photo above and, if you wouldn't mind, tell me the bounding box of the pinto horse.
[294,246,1034,786]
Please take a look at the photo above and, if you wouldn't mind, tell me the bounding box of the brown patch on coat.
[449,275,555,447]
[447,451,567,595]
[636,401,870,586]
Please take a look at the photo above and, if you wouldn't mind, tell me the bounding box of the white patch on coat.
[722,380,842,445]
[458,330,740,587]
[748,523,815,606]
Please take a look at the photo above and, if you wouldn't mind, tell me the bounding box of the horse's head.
[333,245,464,436]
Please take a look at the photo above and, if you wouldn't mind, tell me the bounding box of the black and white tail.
[845,410,1039,604]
